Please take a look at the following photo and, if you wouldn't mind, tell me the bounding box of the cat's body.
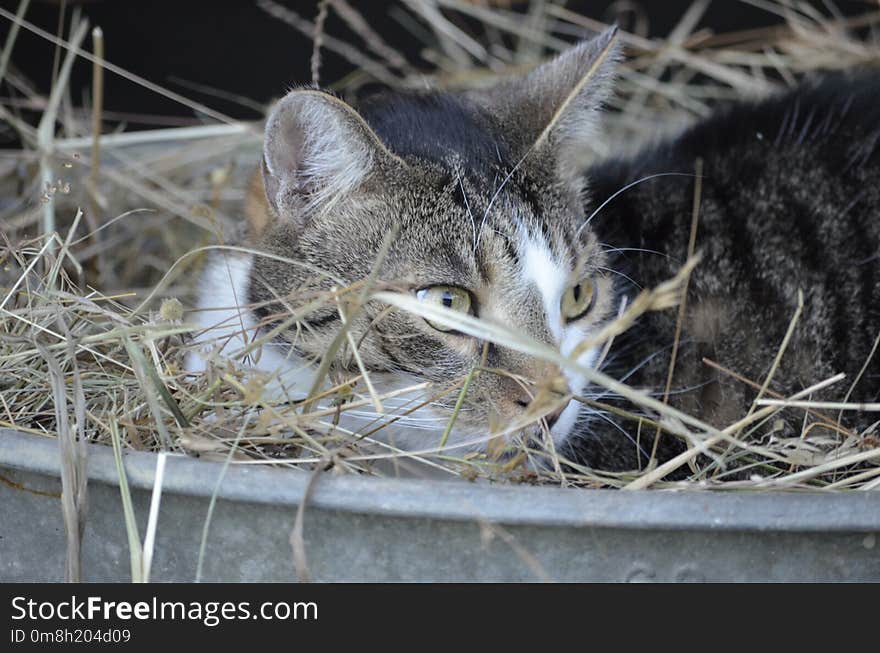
[565,73,880,470]
[189,30,879,474]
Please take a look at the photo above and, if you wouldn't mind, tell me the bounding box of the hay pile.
[2,0,879,490]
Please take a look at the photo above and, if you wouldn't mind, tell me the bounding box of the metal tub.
[1,429,878,582]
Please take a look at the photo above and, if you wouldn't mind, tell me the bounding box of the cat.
[187,27,880,475]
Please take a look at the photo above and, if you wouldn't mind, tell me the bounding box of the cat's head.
[248,29,621,461]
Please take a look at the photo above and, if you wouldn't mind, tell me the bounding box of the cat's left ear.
[261,89,405,227]
[469,27,620,186]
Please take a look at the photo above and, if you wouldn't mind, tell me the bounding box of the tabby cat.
[188,28,880,473]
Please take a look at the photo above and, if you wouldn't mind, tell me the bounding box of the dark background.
[1,0,876,130]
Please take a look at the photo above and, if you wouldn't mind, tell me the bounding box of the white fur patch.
[516,228,600,446]
[186,252,253,368]
[554,326,600,446]
[519,232,566,340]
[186,252,315,400]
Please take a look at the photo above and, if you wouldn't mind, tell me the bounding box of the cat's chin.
[373,403,583,468]
[333,402,574,468]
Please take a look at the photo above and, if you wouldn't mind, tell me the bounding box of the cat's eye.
[561,278,596,322]
[415,285,473,332]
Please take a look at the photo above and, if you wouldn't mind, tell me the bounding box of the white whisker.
[456,170,478,253]
[475,149,533,250]
[577,172,696,236]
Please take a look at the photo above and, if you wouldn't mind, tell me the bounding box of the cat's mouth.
[482,405,568,460]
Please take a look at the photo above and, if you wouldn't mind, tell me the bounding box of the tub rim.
[2,428,878,533]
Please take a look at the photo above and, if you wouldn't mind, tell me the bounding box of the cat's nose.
[542,404,566,429]
[513,397,567,429]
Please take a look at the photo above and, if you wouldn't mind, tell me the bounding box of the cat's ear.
[470,27,620,183]
[261,89,402,223]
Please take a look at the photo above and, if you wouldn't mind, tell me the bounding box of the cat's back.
[619,72,880,176]
[592,70,880,318]
[594,72,877,181]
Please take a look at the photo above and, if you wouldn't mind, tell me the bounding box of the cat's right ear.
[466,28,621,187]
[261,89,403,226]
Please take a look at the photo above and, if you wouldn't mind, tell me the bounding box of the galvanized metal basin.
[1,428,878,581]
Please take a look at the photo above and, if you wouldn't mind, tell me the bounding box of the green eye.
[415,285,473,332]
[561,278,596,322]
